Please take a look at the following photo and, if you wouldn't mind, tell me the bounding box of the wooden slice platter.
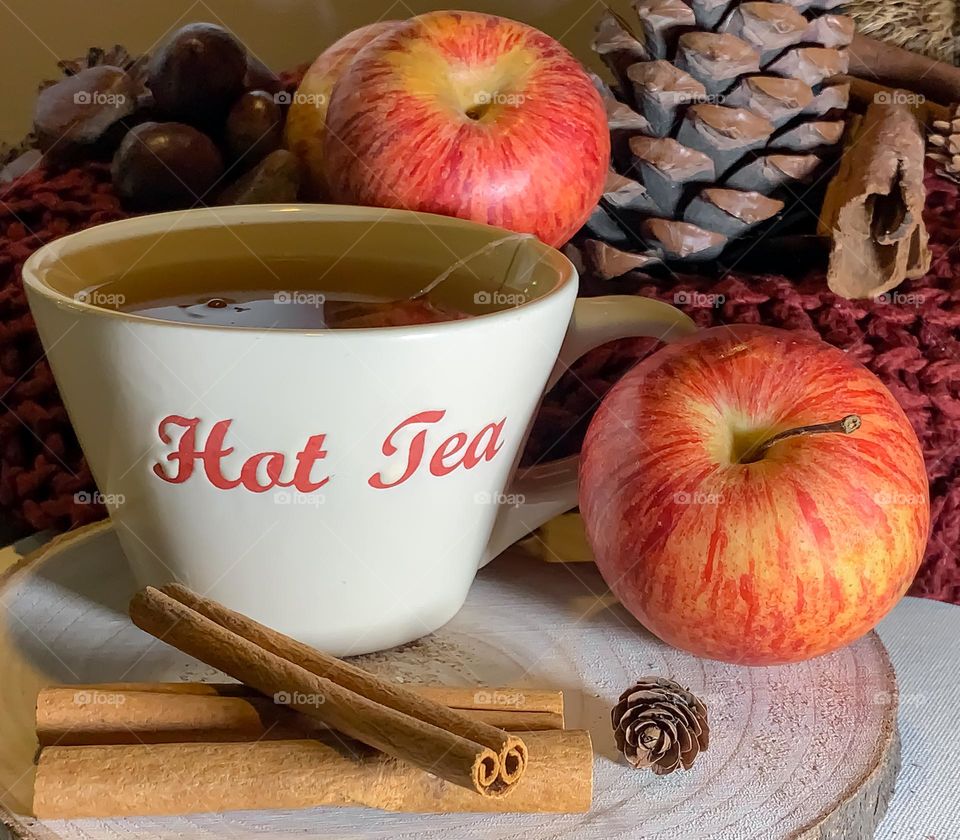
[0,521,899,839]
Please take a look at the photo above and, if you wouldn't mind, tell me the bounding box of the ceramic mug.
[23,205,695,654]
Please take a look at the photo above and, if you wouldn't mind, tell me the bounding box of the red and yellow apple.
[284,21,403,198]
[321,11,610,247]
[580,326,929,665]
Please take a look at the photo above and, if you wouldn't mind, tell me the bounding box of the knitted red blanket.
[2,161,958,604]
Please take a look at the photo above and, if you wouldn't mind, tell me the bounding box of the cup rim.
[21,203,578,335]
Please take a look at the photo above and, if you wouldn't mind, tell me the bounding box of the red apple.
[284,21,403,198]
[321,11,610,247]
[580,326,929,665]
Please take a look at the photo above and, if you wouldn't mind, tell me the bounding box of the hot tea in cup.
[24,205,695,654]
[90,250,530,329]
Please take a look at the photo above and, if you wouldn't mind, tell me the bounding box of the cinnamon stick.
[128,586,526,797]
[847,34,960,107]
[36,683,564,746]
[413,685,562,719]
[34,730,594,818]
[818,101,930,299]
[157,582,528,784]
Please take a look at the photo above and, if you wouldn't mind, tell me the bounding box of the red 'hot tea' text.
[152,410,506,493]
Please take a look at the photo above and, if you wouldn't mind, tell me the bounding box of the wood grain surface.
[0,521,898,839]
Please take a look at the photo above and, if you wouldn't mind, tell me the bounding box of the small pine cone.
[612,677,709,775]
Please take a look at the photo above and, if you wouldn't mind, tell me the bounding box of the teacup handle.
[480,295,696,566]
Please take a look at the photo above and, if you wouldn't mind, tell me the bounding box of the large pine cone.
[589,0,855,265]
[612,677,709,775]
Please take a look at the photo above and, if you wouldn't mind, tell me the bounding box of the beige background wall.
[0,0,630,143]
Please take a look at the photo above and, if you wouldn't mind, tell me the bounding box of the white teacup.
[23,205,695,654]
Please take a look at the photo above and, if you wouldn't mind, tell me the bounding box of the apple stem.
[741,414,862,464]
